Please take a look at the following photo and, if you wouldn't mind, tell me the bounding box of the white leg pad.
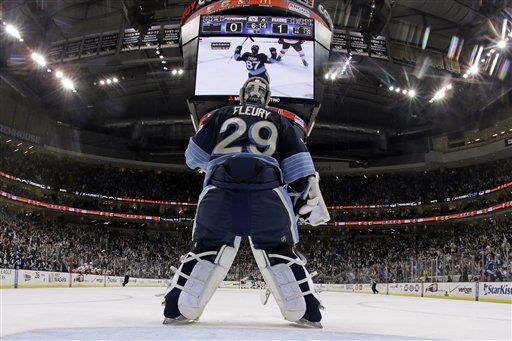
[250,240,310,322]
[171,237,240,320]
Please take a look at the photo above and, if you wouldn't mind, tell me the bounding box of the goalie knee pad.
[250,239,322,324]
[164,237,240,321]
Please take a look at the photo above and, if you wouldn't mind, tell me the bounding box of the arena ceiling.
[1,0,511,164]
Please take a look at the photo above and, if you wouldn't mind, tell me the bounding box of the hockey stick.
[228,36,255,62]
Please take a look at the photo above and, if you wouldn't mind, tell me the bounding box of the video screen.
[195,36,314,99]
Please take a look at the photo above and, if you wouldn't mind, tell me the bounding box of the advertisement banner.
[354,283,373,293]
[48,272,70,287]
[423,282,476,300]
[478,282,512,303]
[387,282,422,296]
[71,273,105,287]
[0,268,16,288]
[17,270,47,287]
[105,276,123,287]
[129,277,167,287]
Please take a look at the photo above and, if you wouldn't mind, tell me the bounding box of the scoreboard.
[200,15,314,39]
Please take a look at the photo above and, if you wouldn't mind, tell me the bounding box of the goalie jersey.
[185,104,315,189]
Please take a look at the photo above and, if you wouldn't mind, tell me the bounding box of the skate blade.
[163,316,197,325]
[294,318,323,329]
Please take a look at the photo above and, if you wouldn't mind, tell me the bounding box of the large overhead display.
[195,15,315,99]
[195,36,314,99]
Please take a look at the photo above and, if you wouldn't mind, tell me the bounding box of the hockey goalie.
[163,77,330,328]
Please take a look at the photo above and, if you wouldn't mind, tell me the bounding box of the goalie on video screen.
[195,36,314,99]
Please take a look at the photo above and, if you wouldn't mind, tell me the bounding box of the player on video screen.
[276,39,308,67]
[234,44,278,83]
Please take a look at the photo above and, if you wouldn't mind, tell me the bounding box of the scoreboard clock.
[200,15,314,39]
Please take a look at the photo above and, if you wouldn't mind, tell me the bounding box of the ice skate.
[295,318,323,329]
[302,59,308,67]
[163,315,197,325]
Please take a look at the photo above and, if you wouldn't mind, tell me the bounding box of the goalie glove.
[296,172,330,226]
[235,45,242,55]
[269,47,278,59]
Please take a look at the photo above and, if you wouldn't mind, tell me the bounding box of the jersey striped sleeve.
[185,137,210,170]
[280,152,315,184]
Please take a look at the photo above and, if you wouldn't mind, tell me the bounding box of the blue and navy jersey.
[235,52,276,76]
[185,104,315,185]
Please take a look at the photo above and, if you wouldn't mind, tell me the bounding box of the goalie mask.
[240,77,271,107]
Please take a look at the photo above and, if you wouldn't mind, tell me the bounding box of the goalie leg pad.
[250,239,321,323]
[164,237,240,321]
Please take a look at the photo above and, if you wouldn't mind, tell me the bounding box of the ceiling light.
[163,66,168,70]
[156,50,160,55]
[469,64,479,75]
[501,131,505,134]
[432,89,446,101]
[394,87,400,93]
[475,138,481,142]
[55,70,63,78]
[5,24,21,40]
[178,69,184,75]
[99,80,105,85]
[497,40,507,49]
[61,78,75,91]
[112,77,118,83]
[46,68,52,73]
[492,133,498,137]
[402,89,407,94]
[161,61,166,64]
[324,73,330,80]
[446,83,452,90]
[330,74,336,80]
[408,90,416,98]
[31,52,46,67]
[388,86,394,91]
[159,55,164,59]
[172,69,177,75]
[106,79,112,84]
[462,73,468,79]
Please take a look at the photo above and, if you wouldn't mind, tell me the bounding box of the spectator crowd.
[2,207,510,284]
[1,142,511,207]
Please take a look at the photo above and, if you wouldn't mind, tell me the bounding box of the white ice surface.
[1,287,511,340]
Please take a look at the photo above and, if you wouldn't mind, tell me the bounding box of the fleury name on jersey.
[233,105,271,119]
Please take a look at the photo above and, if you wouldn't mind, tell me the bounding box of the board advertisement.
[478,282,512,303]
[423,282,476,300]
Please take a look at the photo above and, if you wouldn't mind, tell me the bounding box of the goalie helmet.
[240,77,271,107]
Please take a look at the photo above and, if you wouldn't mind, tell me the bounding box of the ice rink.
[2,287,511,340]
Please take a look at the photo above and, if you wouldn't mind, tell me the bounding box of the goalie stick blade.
[260,288,271,305]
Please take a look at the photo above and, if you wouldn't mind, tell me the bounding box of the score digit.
[226,22,242,33]
[272,23,289,34]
